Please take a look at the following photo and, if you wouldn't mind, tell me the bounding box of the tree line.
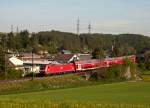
[1,30,150,55]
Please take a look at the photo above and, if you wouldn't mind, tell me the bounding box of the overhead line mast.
[88,22,91,34]
[11,25,13,33]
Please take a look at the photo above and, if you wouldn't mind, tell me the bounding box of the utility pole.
[112,38,116,57]
[16,26,19,34]
[4,34,7,80]
[77,18,80,37]
[4,51,7,80]
[31,49,34,80]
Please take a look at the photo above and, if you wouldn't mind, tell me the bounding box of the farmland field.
[0,81,150,108]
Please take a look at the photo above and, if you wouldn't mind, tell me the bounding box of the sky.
[0,0,150,36]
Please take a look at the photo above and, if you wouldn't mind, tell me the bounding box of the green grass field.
[0,81,150,108]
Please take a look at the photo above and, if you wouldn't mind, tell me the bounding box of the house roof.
[9,57,23,66]
[54,53,92,63]
[19,53,41,59]
[54,54,75,63]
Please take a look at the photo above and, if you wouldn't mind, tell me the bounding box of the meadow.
[0,81,150,108]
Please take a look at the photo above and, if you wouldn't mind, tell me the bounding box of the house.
[8,53,52,75]
[54,54,79,63]
[54,53,92,63]
[61,50,71,54]
[77,53,92,61]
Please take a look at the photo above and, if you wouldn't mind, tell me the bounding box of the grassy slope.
[0,75,108,95]
[0,81,150,105]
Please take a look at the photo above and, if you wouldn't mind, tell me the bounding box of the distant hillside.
[37,31,150,54]
[0,30,150,55]
[0,32,6,35]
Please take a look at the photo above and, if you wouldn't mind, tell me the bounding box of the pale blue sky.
[0,0,150,35]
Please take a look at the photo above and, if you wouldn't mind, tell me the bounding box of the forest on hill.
[0,30,150,56]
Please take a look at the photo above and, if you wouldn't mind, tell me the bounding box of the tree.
[48,41,58,54]
[7,32,15,51]
[0,45,4,74]
[20,30,30,49]
[92,47,105,59]
[15,33,22,51]
[0,34,5,72]
[29,33,40,53]
[144,50,150,70]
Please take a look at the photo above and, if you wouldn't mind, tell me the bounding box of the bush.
[90,59,139,81]
[89,68,106,81]
[0,68,22,80]
[7,68,22,79]
[106,64,122,80]
[138,63,146,71]
[90,66,124,81]
[144,50,150,70]
[123,58,134,66]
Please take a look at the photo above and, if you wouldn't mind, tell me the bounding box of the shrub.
[106,64,122,80]
[89,68,107,81]
[138,63,146,71]
[0,68,22,80]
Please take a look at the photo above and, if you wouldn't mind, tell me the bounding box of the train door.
[77,64,82,70]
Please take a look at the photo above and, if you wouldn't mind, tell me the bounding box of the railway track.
[0,70,94,84]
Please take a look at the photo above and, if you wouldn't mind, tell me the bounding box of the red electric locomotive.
[40,63,75,75]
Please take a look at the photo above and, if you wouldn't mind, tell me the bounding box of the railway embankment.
[0,74,126,95]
